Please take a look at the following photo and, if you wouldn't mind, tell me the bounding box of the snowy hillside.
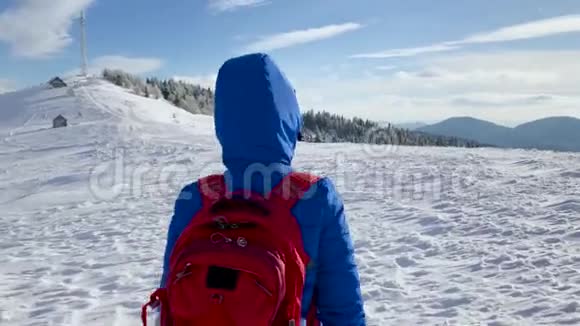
[1,79,580,325]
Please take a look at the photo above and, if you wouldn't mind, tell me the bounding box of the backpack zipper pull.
[236,237,248,247]
[174,263,192,283]
[211,232,233,244]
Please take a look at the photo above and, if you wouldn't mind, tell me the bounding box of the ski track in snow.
[1,78,579,325]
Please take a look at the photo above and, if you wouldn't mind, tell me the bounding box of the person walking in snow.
[144,53,366,326]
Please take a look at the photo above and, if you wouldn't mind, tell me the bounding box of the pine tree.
[102,69,215,115]
[300,110,481,149]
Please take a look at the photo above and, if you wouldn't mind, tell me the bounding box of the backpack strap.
[197,172,320,210]
[269,172,321,323]
[141,288,168,326]
[198,174,227,206]
[269,172,321,210]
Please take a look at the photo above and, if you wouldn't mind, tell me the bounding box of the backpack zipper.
[173,263,192,284]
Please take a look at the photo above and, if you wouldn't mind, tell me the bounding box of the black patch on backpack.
[206,266,239,290]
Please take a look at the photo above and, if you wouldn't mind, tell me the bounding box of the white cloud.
[449,93,556,108]
[173,74,218,89]
[245,22,363,52]
[376,65,398,71]
[352,44,459,59]
[297,51,580,125]
[0,0,95,58]
[462,14,580,43]
[352,15,580,59]
[0,79,16,94]
[66,55,164,76]
[405,51,578,95]
[92,56,164,74]
[208,0,270,13]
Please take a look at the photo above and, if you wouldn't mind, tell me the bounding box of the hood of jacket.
[214,53,301,172]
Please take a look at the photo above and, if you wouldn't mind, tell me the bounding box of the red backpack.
[142,172,321,326]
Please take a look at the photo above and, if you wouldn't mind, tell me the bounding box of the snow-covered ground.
[1,79,579,325]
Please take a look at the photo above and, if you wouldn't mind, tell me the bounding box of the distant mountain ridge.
[394,122,428,130]
[418,116,580,152]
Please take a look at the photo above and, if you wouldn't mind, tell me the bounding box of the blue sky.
[1,0,580,125]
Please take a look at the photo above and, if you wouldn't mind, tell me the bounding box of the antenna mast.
[80,11,88,76]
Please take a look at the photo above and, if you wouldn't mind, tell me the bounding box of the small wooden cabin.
[53,115,67,128]
[48,77,67,88]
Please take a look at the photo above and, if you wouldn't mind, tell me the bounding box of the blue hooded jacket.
[160,53,366,325]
